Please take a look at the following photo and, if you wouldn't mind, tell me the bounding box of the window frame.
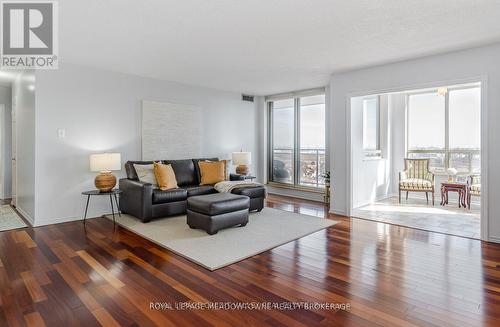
[406,85,481,174]
[362,96,381,158]
[267,89,326,191]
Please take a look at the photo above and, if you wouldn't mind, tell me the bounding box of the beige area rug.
[0,205,27,232]
[108,207,338,270]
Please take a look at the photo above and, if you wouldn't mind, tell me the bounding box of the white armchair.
[399,158,435,205]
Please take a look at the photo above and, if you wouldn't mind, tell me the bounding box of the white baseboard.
[329,208,347,216]
[353,193,394,209]
[32,212,115,227]
[0,193,11,200]
[487,236,500,244]
[33,215,84,227]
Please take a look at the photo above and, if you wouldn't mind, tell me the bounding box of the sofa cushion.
[192,158,218,184]
[231,186,266,199]
[399,179,433,190]
[181,185,217,197]
[470,184,481,195]
[152,188,187,204]
[198,161,226,185]
[154,162,178,190]
[125,160,154,180]
[134,163,158,186]
[163,159,197,186]
[187,193,249,216]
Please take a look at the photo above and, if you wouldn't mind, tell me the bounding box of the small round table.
[82,189,122,224]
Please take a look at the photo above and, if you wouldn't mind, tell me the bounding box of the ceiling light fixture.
[437,87,448,96]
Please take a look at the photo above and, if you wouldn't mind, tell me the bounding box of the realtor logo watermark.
[0,0,58,69]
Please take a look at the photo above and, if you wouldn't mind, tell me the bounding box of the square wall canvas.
[142,100,202,160]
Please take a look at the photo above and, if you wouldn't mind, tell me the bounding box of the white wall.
[0,85,12,199]
[388,93,406,195]
[34,63,258,226]
[330,43,499,242]
[12,71,36,223]
[351,95,391,208]
[254,96,266,183]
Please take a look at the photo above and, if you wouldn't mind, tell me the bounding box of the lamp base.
[95,172,116,192]
[235,165,249,175]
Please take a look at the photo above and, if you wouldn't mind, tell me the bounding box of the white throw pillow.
[133,163,158,186]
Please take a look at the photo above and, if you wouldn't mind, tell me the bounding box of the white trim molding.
[265,87,326,102]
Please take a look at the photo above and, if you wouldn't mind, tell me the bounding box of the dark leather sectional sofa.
[119,158,266,222]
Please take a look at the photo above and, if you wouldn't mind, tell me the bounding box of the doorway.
[0,71,28,231]
[0,84,13,204]
[349,81,484,239]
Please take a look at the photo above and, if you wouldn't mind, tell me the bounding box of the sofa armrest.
[119,178,153,222]
[399,171,408,181]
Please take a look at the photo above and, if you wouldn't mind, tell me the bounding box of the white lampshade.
[90,153,121,172]
[232,152,251,165]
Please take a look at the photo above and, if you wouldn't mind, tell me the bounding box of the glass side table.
[230,174,257,181]
[82,189,122,224]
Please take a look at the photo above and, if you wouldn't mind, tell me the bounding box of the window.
[407,86,481,174]
[408,93,445,150]
[362,97,380,156]
[268,92,326,189]
[270,99,294,184]
[449,87,481,149]
[299,95,326,187]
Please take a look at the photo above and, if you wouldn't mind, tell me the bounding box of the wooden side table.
[82,189,122,224]
[440,182,467,208]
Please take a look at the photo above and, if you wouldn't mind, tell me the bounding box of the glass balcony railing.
[272,147,326,188]
[272,148,294,184]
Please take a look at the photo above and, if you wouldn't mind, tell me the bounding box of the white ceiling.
[60,0,500,95]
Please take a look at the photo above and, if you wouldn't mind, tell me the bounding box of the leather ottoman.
[231,186,266,212]
[187,193,250,235]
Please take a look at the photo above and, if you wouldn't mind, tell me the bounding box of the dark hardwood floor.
[1,194,500,326]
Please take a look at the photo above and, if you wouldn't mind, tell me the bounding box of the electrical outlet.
[57,128,66,139]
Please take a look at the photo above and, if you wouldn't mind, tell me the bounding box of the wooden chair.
[399,158,435,205]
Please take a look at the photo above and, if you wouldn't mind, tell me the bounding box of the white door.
[11,98,16,206]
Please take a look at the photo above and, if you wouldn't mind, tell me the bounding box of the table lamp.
[90,153,121,192]
[232,151,251,175]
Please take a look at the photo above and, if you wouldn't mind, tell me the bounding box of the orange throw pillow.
[199,161,225,185]
[153,162,178,190]
[204,159,229,181]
